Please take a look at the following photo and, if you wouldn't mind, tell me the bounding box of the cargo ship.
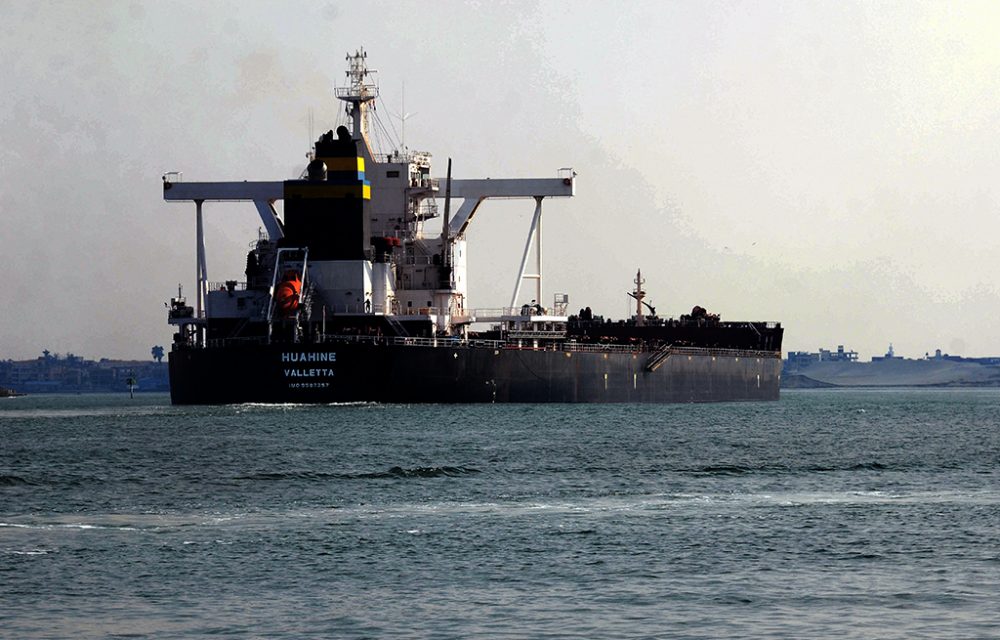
[162,50,783,404]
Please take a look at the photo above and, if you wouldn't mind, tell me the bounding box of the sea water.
[1,390,998,639]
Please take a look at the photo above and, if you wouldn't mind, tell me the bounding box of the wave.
[0,521,141,531]
[0,475,31,487]
[235,466,481,481]
[378,466,481,479]
[233,401,378,413]
[0,406,179,420]
[814,462,889,472]
[680,462,892,475]
[682,465,755,475]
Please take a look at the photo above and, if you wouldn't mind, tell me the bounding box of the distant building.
[785,350,820,368]
[819,345,859,362]
[786,345,858,368]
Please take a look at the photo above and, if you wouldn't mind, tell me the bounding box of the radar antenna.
[335,48,379,142]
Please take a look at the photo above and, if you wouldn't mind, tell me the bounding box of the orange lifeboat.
[274,271,301,314]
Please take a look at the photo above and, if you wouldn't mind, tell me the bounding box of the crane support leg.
[509,196,544,310]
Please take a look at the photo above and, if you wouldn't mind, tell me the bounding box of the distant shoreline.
[1,355,169,395]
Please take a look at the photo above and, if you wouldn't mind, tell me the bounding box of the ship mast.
[633,269,646,327]
[335,49,378,144]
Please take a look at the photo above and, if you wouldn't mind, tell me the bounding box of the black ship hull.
[168,340,781,404]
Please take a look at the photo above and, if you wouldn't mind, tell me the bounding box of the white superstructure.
[164,48,574,345]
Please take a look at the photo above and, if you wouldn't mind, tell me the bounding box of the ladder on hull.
[385,316,410,337]
[645,343,672,372]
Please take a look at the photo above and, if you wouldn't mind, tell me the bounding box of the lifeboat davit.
[274,271,302,314]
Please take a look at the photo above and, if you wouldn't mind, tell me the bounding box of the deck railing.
[193,333,779,359]
[317,335,779,359]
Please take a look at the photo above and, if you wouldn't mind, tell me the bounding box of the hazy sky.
[3,0,1000,361]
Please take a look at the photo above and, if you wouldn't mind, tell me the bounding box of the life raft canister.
[274,271,302,314]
